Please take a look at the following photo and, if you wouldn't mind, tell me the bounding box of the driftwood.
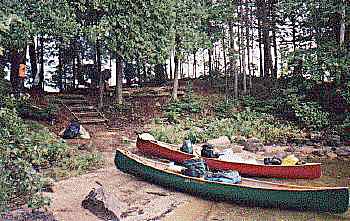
[81,183,124,221]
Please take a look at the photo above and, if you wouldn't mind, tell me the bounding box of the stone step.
[79,118,108,124]
[58,95,85,100]
[61,99,89,105]
[74,111,101,117]
[70,106,96,111]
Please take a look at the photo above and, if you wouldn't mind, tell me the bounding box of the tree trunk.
[28,38,37,85]
[228,21,235,97]
[222,29,228,100]
[246,10,251,94]
[339,0,345,45]
[143,62,147,86]
[76,39,83,86]
[115,53,123,105]
[155,64,166,84]
[292,18,296,52]
[10,49,20,94]
[39,36,44,90]
[208,48,213,86]
[187,54,190,78]
[72,54,76,89]
[271,1,278,79]
[242,25,247,95]
[96,39,103,109]
[262,1,272,77]
[172,35,180,101]
[180,61,184,79]
[172,52,179,100]
[169,51,173,80]
[193,51,197,79]
[257,0,264,78]
[58,38,63,92]
[203,50,206,75]
[272,28,278,79]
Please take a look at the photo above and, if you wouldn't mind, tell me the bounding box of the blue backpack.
[180,140,193,154]
[63,121,80,139]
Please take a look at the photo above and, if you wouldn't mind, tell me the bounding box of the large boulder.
[325,135,341,147]
[311,147,331,157]
[326,152,338,160]
[335,146,350,157]
[299,146,316,155]
[82,185,125,221]
[79,125,91,139]
[207,136,231,147]
[263,145,288,154]
[242,138,264,153]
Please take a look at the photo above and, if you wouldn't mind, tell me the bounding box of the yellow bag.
[282,155,299,166]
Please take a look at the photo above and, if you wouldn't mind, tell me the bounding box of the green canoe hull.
[115,150,349,213]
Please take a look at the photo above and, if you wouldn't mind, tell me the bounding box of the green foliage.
[0,108,52,212]
[293,102,330,130]
[151,110,300,145]
[165,88,202,123]
[341,114,350,141]
[0,0,77,49]
[214,99,240,118]
[60,153,103,175]
[150,124,183,144]
[240,96,275,113]
[0,106,102,213]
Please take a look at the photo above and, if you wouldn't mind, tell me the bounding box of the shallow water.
[163,160,350,221]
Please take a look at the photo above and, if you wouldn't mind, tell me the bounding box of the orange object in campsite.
[19,64,26,78]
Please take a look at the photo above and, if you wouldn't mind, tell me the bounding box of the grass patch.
[150,110,301,145]
[46,152,104,180]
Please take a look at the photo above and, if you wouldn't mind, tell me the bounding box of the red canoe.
[136,136,322,179]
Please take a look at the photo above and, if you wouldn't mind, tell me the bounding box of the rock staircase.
[57,95,108,124]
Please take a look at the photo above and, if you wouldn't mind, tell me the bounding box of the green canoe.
[115,149,349,213]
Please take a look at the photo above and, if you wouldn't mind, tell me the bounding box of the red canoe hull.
[136,138,322,179]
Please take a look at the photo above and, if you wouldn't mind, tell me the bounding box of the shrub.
[165,83,202,122]
[214,99,240,118]
[0,107,103,213]
[293,102,330,130]
[150,110,301,145]
[0,109,48,212]
[60,153,104,175]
